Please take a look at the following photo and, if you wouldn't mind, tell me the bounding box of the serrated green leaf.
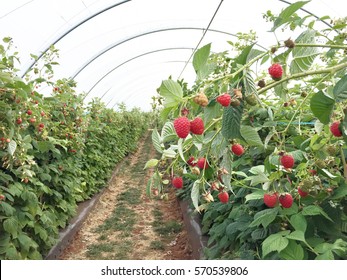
[315,250,334,260]
[290,30,320,74]
[302,205,333,222]
[279,240,305,260]
[17,233,36,252]
[310,91,335,124]
[193,43,211,73]
[290,213,307,232]
[240,125,263,147]
[151,128,163,153]
[243,70,258,96]
[245,190,265,202]
[271,1,310,32]
[221,103,244,140]
[144,159,159,169]
[249,208,278,228]
[333,74,347,102]
[7,140,17,156]
[158,80,183,107]
[3,217,18,236]
[191,180,201,212]
[177,138,186,163]
[262,232,289,257]
[161,121,176,143]
[274,81,288,100]
[287,230,306,242]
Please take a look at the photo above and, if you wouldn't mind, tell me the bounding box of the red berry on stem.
[280,154,295,169]
[279,193,293,208]
[16,118,22,125]
[216,93,231,107]
[197,158,209,169]
[231,144,244,156]
[173,117,190,138]
[298,187,309,197]
[172,177,183,189]
[330,121,342,137]
[268,63,283,80]
[218,191,229,203]
[187,156,196,167]
[27,109,33,115]
[263,193,278,208]
[190,117,204,135]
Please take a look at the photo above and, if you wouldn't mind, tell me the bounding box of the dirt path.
[59,130,192,260]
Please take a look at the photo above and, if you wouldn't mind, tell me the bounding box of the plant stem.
[206,51,270,85]
[258,61,347,95]
[294,43,347,49]
[340,145,347,182]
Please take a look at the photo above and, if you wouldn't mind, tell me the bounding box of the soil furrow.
[59,131,192,260]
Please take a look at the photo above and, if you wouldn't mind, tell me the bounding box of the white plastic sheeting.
[1,0,345,110]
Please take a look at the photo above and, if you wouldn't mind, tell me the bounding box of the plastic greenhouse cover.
[0,0,345,111]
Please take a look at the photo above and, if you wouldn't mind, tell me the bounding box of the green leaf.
[221,102,244,140]
[158,79,183,107]
[151,128,163,153]
[161,121,176,143]
[191,180,201,212]
[290,30,320,74]
[243,71,258,97]
[235,44,256,66]
[7,140,17,156]
[177,138,186,163]
[287,230,306,242]
[274,79,288,100]
[271,1,310,31]
[302,205,333,222]
[193,43,211,73]
[262,232,290,257]
[144,159,159,169]
[290,213,307,232]
[249,208,278,228]
[310,91,335,124]
[240,125,263,147]
[315,250,334,260]
[245,190,265,202]
[279,240,305,260]
[17,233,36,252]
[333,74,347,102]
[3,217,18,236]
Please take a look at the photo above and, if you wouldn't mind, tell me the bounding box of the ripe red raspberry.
[298,187,308,198]
[279,193,293,208]
[330,121,342,137]
[268,63,283,80]
[308,169,317,176]
[231,144,244,156]
[197,157,209,169]
[187,156,197,167]
[190,117,204,135]
[172,177,183,189]
[280,154,295,169]
[173,117,190,138]
[216,93,231,107]
[218,191,229,203]
[263,192,278,208]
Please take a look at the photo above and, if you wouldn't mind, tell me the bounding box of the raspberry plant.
[146,2,347,259]
[0,38,149,259]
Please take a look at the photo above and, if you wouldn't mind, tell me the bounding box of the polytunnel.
[1,0,347,270]
[1,0,345,110]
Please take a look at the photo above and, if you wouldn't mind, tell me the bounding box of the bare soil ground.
[59,131,193,260]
